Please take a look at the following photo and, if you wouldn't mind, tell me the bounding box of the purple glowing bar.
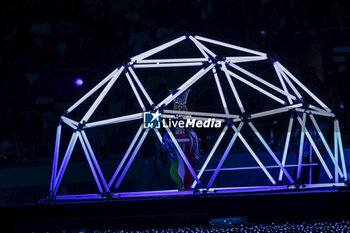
[248,122,294,184]
[232,124,276,184]
[78,132,103,193]
[81,130,109,192]
[50,124,62,193]
[163,121,201,185]
[192,125,229,188]
[108,124,144,188]
[207,122,244,188]
[114,129,149,190]
[53,132,78,195]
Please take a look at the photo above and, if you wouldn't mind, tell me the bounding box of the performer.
[162,90,200,190]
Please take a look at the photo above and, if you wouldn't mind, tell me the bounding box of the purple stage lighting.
[74,78,84,87]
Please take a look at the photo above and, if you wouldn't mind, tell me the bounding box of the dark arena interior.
[1,0,350,232]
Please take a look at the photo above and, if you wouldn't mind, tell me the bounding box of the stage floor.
[1,186,350,232]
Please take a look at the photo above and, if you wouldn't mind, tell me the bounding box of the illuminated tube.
[163,109,239,119]
[297,113,307,180]
[295,108,334,118]
[212,67,230,115]
[207,122,244,188]
[50,124,62,193]
[189,36,210,59]
[131,35,186,62]
[275,64,302,99]
[81,130,109,192]
[163,121,201,185]
[128,67,155,107]
[277,62,331,112]
[222,63,245,113]
[86,113,143,128]
[228,63,296,100]
[308,105,335,117]
[249,122,294,184]
[297,116,333,180]
[156,67,207,108]
[334,121,339,182]
[53,132,78,195]
[226,56,267,63]
[195,35,266,57]
[135,58,208,64]
[114,129,150,190]
[125,72,146,111]
[189,36,217,58]
[108,124,144,188]
[233,124,276,185]
[81,67,124,123]
[192,125,229,188]
[336,120,348,180]
[157,64,215,109]
[133,62,204,68]
[67,67,119,113]
[250,103,302,119]
[273,63,293,104]
[78,132,103,193]
[222,66,286,105]
[154,129,163,144]
[309,115,343,177]
[61,116,78,130]
[278,116,294,181]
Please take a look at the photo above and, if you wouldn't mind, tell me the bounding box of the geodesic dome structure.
[49,34,348,201]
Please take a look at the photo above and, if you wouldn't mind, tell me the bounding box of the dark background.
[1,0,350,199]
